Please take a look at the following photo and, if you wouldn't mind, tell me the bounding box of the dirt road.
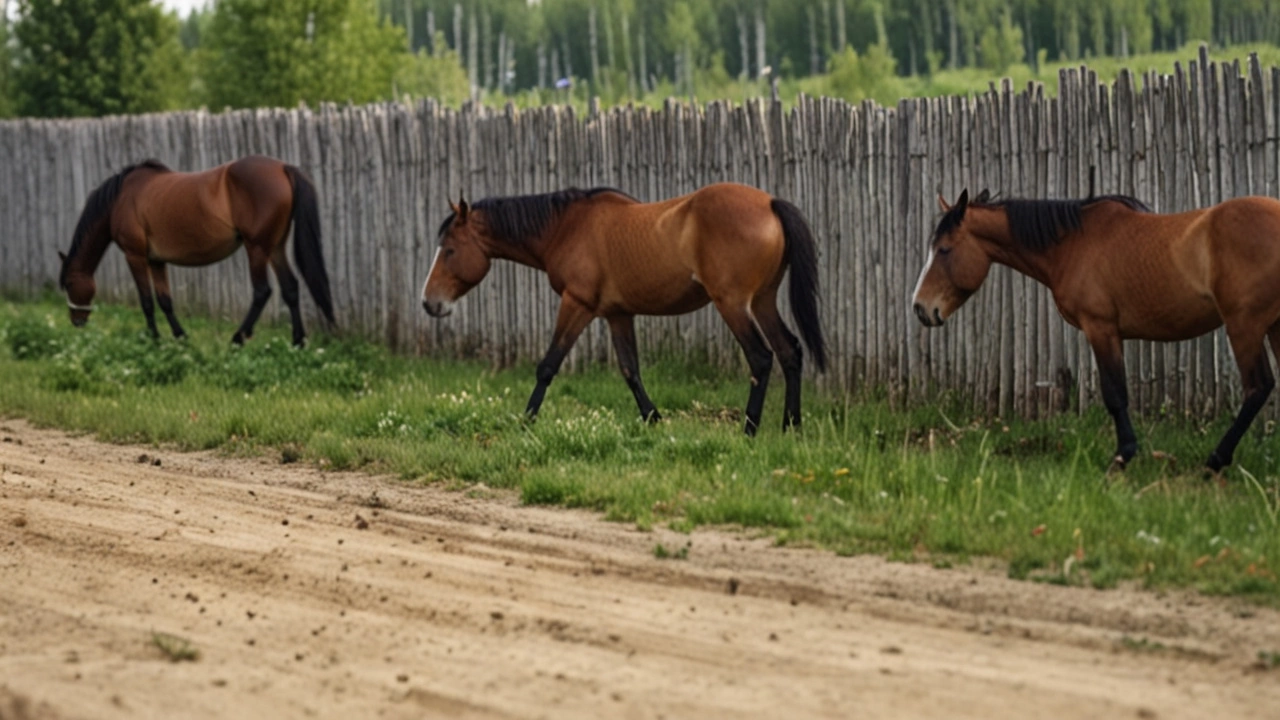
[1,420,1277,720]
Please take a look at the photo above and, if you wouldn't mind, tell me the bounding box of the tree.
[199,0,406,110]
[826,39,898,104]
[12,0,187,118]
[1176,0,1212,43]
[978,8,1024,71]
[394,30,470,104]
[666,1,699,93]
[0,0,13,118]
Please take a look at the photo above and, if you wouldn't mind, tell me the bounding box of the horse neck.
[69,219,115,279]
[969,206,1061,289]
[476,211,566,272]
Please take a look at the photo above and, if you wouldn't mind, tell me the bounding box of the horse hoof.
[1106,455,1127,474]
[1205,452,1229,474]
[1201,465,1229,487]
[231,334,245,346]
[644,411,662,425]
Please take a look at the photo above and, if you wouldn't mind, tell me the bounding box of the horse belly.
[1119,295,1221,341]
[148,231,242,266]
[614,275,710,316]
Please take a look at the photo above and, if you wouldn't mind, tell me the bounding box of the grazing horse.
[422,183,828,435]
[58,155,335,346]
[912,189,1280,475]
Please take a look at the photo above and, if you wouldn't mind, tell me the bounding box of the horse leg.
[1206,322,1275,473]
[270,250,306,347]
[525,296,594,419]
[148,261,186,339]
[715,300,774,436]
[1084,327,1138,470]
[606,314,660,423]
[232,247,272,345]
[751,293,804,432]
[124,254,159,339]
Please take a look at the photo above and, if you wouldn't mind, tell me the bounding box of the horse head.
[58,250,96,327]
[912,189,994,327]
[422,195,493,318]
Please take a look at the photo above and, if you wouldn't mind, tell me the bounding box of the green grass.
[2,297,1279,603]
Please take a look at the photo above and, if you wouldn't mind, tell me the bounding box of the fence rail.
[1,47,1276,419]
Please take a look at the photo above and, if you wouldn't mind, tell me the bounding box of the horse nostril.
[913,303,930,326]
[933,308,943,326]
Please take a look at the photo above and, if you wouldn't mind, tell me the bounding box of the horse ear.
[57,251,67,262]
[955,189,970,214]
[936,194,951,212]
[458,195,469,220]
[975,189,991,203]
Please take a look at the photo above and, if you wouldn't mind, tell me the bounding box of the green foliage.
[393,31,471,104]
[199,0,406,110]
[213,337,372,394]
[1180,0,1213,43]
[4,312,60,360]
[1,306,372,396]
[2,297,1280,604]
[11,0,188,117]
[825,42,901,104]
[0,8,13,119]
[979,9,1025,72]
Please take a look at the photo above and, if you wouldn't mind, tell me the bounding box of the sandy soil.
[1,420,1278,720]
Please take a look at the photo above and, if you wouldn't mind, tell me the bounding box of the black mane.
[437,187,636,245]
[934,193,1151,252]
[61,159,169,287]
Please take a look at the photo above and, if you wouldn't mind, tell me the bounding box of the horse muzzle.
[422,299,453,318]
[913,303,944,327]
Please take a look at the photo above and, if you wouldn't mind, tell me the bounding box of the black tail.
[284,165,335,325]
[771,198,828,372]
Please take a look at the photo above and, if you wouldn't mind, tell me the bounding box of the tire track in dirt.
[1,420,1278,719]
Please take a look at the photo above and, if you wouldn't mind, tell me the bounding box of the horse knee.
[253,284,273,305]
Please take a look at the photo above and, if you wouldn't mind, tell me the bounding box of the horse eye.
[444,247,455,257]
[937,246,952,256]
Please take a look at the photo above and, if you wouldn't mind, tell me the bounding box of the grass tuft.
[151,631,200,662]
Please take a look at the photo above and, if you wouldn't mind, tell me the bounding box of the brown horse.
[912,189,1280,474]
[58,155,335,346]
[422,183,828,435]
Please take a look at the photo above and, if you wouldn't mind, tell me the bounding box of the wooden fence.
[1,46,1277,419]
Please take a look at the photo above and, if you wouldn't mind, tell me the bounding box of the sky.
[159,0,210,16]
